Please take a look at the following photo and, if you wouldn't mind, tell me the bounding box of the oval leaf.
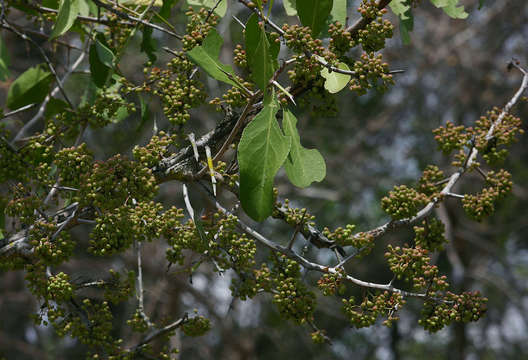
[238,95,291,221]
[187,29,238,86]
[245,14,278,92]
[49,0,80,40]
[282,109,326,188]
[89,42,111,88]
[320,62,351,93]
[7,64,52,109]
[296,0,333,37]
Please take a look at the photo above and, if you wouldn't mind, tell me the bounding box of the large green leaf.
[320,62,351,93]
[0,37,10,81]
[296,0,333,37]
[49,0,80,40]
[238,95,291,221]
[282,109,326,188]
[245,14,277,92]
[186,0,227,17]
[187,29,238,87]
[7,64,53,109]
[430,0,468,19]
[330,0,347,25]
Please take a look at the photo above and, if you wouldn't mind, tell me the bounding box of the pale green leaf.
[95,36,116,68]
[283,109,326,188]
[389,0,410,20]
[442,3,468,19]
[7,64,53,109]
[296,0,333,37]
[430,0,468,19]
[187,29,238,87]
[238,95,291,221]
[330,0,346,25]
[187,0,227,17]
[283,0,296,16]
[0,37,10,81]
[320,62,351,93]
[245,14,277,92]
[49,0,80,40]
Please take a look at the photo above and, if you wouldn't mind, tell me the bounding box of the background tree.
[0,0,527,359]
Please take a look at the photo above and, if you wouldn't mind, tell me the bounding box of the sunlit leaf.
[49,0,80,40]
[320,62,351,93]
[282,109,326,188]
[330,0,346,25]
[283,0,296,16]
[7,64,53,109]
[430,0,468,19]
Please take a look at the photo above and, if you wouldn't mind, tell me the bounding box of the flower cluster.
[54,144,94,188]
[419,291,488,332]
[182,314,211,337]
[322,225,375,256]
[132,131,179,169]
[349,52,394,95]
[317,270,346,296]
[80,154,158,211]
[271,256,316,323]
[5,183,41,225]
[385,245,449,291]
[342,291,405,328]
[417,165,445,197]
[462,169,512,221]
[413,218,447,252]
[353,0,393,52]
[182,7,218,51]
[381,185,428,220]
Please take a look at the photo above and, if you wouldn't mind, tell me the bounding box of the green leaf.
[430,0,468,19]
[320,62,351,93]
[282,109,326,188]
[49,0,80,40]
[238,95,291,221]
[89,42,111,88]
[296,0,333,37]
[330,0,346,25]
[141,26,158,62]
[389,0,410,20]
[186,28,238,87]
[0,37,10,81]
[245,14,277,92]
[478,0,485,9]
[95,34,116,68]
[399,10,413,44]
[159,0,176,19]
[137,95,151,131]
[283,0,296,16]
[78,0,90,16]
[187,0,227,17]
[45,97,69,117]
[7,64,53,110]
